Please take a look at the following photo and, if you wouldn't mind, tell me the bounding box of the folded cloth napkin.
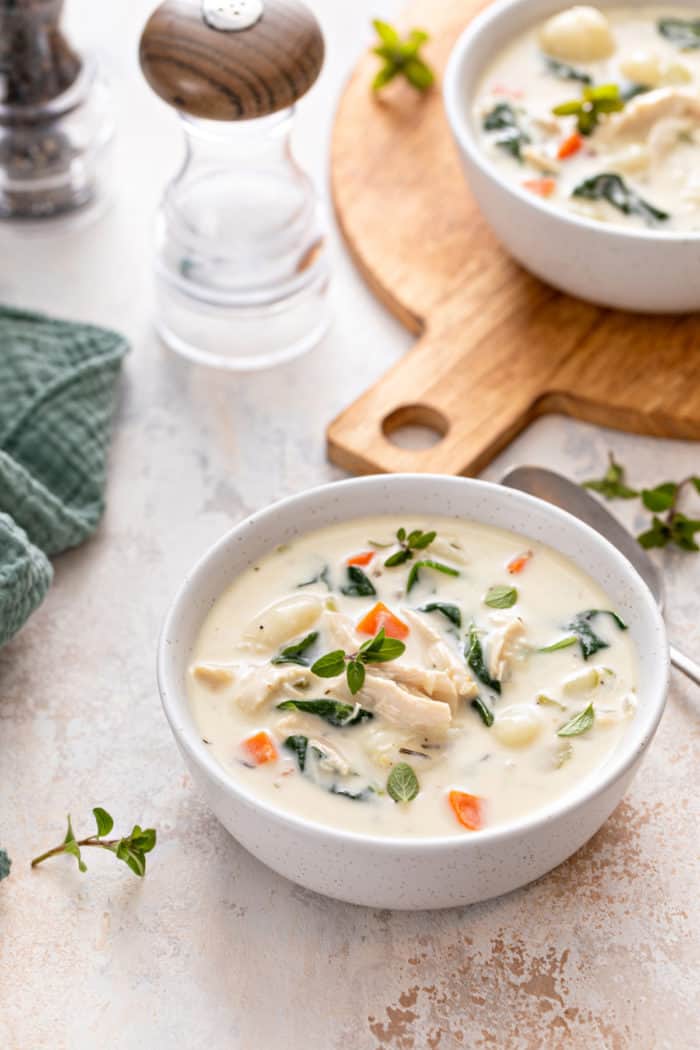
[0,306,128,648]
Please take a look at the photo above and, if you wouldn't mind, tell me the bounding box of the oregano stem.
[31,837,118,868]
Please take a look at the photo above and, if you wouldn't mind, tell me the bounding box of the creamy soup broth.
[187,516,638,838]
[474,5,700,230]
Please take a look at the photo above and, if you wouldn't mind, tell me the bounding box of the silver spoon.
[501,465,700,686]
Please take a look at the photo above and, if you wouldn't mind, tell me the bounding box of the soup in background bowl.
[157,475,668,908]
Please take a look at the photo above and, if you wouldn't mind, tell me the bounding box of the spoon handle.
[670,645,700,687]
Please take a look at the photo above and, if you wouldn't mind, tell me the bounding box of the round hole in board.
[381,403,449,450]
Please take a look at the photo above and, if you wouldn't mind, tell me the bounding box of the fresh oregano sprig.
[583,453,700,552]
[384,526,437,567]
[311,627,405,695]
[371,20,435,93]
[552,82,625,136]
[31,808,157,878]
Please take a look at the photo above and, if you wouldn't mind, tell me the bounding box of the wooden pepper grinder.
[0,0,114,221]
[140,0,330,371]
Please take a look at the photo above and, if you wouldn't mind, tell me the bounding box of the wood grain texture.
[139,0,323,120]
[327,0,700,477]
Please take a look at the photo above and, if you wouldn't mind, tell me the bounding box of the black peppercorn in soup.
[187,516,638,837]
[474,6,700,230]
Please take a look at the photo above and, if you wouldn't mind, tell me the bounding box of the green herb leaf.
[277,699,373,727]
[93,807,114,837]
[311,650,346,678]
[418,602,462,628]
[538,635,578,653]
[553,83,625,136]
[572,172,669,223]
[63,817,87,873]
[482,102,531,159]
[658,17,700,49]
[466,624,501,695]
[359,628,406,663]
[471,696,495,727]
[370,20,434,94]
[283,734,309,772]
[536,694,567,710]
[384,548,412,567]
[565,610,628,661]
[384,527,436,566]
[641,482,678,512]
[340,565,377,597]
[484,584,518,609]
[406,559,459,593]
[346,659,366,695]
[583,453,638,500]
[557,702,595,737]
[271,631,319,666]
[545,56,592,84]
[386,762,420,802]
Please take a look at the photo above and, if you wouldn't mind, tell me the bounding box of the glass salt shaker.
[139,0,330,371]
[0,0,114,222]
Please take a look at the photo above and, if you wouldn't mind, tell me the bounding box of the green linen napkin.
[0,306,128,648]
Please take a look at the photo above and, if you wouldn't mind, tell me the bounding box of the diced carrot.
[522,178,556,198]
[449,790,484,831]
[557,131,583,160]
[347,550,375,567]
[492,84,524,99]
[356,601,409,640]
[242,731,278,765]
[506,550,533,575]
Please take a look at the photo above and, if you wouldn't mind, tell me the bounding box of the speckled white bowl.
[157,475,668,909]
[443,0,700,313]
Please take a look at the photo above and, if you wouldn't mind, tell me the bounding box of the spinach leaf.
[484,585,518,609]
[297,565,332,590]
[386,762,420,802]
[418,602,462,628]
[482,102,531,160]
[328,784,371,801]
[658,17,700,49]
[557,703,595,737]
[545,56,592,84]
[572,173,669,223]
[471,696,494,727]
[465,624,501,695]
[538,635,578,653]
[283,735,309,772]
[406,559,459,593]
[565,610,628,661]
[271,631,319,666]
[276,699,373,727]
[340,565,377,597]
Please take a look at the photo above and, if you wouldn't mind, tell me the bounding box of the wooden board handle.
[327,325,548,476]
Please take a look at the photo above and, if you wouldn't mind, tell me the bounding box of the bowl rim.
[443,0,700,244]
[157,473,669,852]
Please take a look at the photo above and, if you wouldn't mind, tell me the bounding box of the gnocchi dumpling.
[538,5,615,63]
[241,593,323,651]
[493,706,543,748]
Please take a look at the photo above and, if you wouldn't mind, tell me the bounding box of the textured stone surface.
[0,1,698,1047]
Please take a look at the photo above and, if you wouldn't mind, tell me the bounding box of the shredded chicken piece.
[400,610,478,707]
[374,664,462,707]
[322,609,361,652]
[233,664,313,713]
[486,615,526,682]
[192,664,234,689]
[310,738,351,776]
[598,88,700,143]
[522,144,560,175]
[361,673,451,733]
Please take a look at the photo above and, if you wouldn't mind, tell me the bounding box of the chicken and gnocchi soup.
[474,5,700,230]
[187,516,638,838]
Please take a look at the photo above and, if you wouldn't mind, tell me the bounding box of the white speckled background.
[0,1,698,1047]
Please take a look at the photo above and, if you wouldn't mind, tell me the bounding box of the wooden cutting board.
[327,0,700,476]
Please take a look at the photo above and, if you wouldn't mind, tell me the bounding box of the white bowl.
[443,0,700,313]
[157,475,668,909]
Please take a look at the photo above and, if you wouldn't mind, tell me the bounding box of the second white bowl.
[443,0,700,313]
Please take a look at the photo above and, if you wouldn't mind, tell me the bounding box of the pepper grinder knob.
[139,0,330,371]
[139,0,324,121]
